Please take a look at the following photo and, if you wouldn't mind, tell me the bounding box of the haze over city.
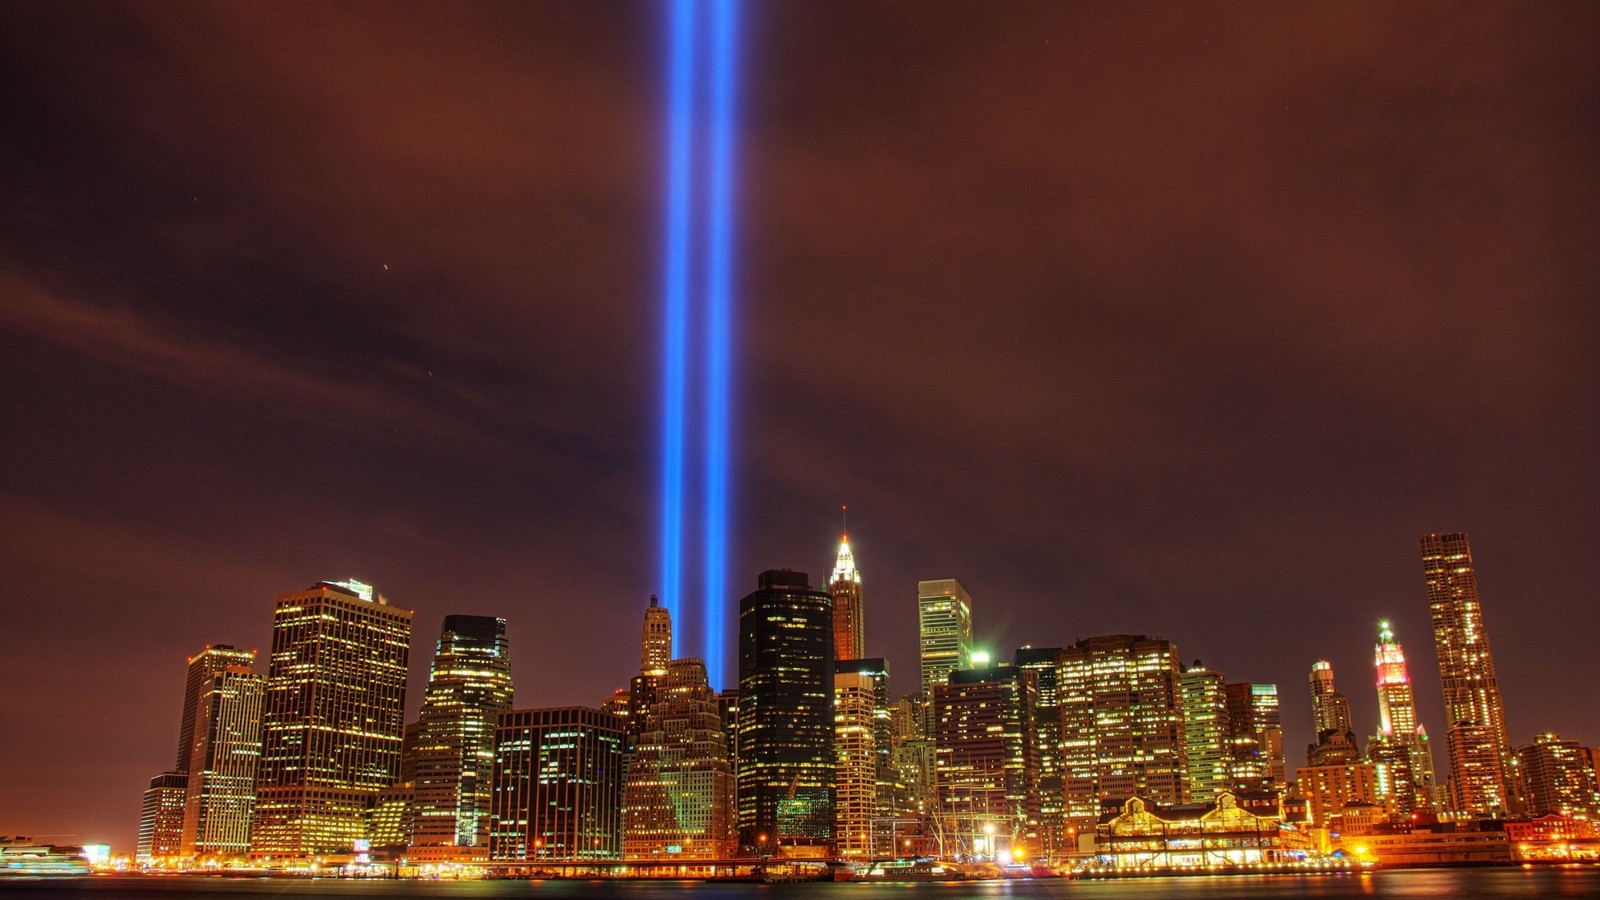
[1,1,1596,859]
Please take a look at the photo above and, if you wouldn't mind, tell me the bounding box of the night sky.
[2,2,1596,852]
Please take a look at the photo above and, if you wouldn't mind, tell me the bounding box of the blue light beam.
[659,0,697,622]
[701,0,740,691]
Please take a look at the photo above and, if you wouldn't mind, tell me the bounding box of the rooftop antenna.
[841,504,848,538]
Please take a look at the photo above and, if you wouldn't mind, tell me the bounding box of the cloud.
[0,272,491,442]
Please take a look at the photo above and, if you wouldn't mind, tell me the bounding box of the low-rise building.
[1094,791,1307,870]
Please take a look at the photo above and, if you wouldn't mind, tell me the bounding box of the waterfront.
[1,869,1598,900]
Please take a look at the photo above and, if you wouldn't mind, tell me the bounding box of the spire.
[831,535,860,585]
[1378,619,1394,645]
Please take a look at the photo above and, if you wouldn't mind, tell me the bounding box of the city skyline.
[2,2,1597,856]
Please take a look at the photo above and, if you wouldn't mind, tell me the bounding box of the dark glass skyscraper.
[409,615,514,861]
[489,707,625,862]
[737,569,834,854]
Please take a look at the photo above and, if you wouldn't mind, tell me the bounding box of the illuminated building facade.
[1015,647,1066,854]
[178,645,264,858]
[641,595,672,676]
[932,664,1039,860]
[1295,757,1380,830]
[1420,532,1516,816]
[489,707,625,861]
[1517,733,1600,819]
[736,569,834,853]
[917,579,973,696]
[369,722,418,858]
[1058,635,1188,837]
[1180,661,1230,803]
[890,693,936,819]
[1095,792,1295,870]
[137,772,189,862]
[409,615,514,861]
[1308,660,1354,741]
[834,670,879,859]
[1225,683,1286,792]
[623,658,735,860]
[830,536,864,661]
[1371,621,1435,815]
[250,580,412,858]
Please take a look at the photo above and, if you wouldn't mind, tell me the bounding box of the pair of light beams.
[659,0,739,688]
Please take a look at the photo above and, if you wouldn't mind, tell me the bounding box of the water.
[0,869,1596,900]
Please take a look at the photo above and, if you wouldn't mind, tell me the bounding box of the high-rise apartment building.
[623,658,735,860]
[641,595,672,676]
[1517,733,1600,819]
[489,707,625,861]
[1420,532,1515,816]
[251,580,412,858]
[409,615,514,861]
[932,664,1039,861]
[1295,757,1380,831]
[1226,683,1286,791]
[1059,635,1188,835]
[136,772,189,863]
[736,569,834,853]
[830,536,864,661]
[834,670,879,859]
[1308,660,1354,741]
[178,646,264,858]
[837,658,896,851]
[1371,621,1436,815]
[1179,661,1230,803]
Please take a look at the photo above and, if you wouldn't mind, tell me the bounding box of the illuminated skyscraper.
[1308,660,1354,741]
[737,569,834,853]
[834,670,879,859]
[1420,532,1515,815]
[918,579,973,696]
[1180,661,1230,803]
[641,595,672,676]
[1225,683,1286,791]
[489,707,624,861]
[409,615,514,861]
[830,535,864,661]
[1517,733,1600,819]
[251,580,412,858]
[178,646,264,859]
[1371,621,1436,815]
[1015,647,1067,855]
[623,657,735,861]
[932,664,1038,861]
[832,659,896,851]
[136,772,188,863]
[1059,635,1188,835]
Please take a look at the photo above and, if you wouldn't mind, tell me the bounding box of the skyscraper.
[918,579,973,696]
[1420,532,1515,815]
[641,595,672,676]
[623,658,735,860]
[489,707,625,861]
[833,670,879,859]
[830,535,864,661]
[1179,661,1230,803]
[932,664,1039,861]
[1226,683,1286,791]
[1517,733,1600,819]
[178,645,264,859]
[737,569,834,854]
[1059,635,1188,836]
[136,772,189,863]
[1371,621,1436,815]
[251,580,412,858]
[1015,647,1066,855]
[409,615,514,861]
[1308,660,1354,742]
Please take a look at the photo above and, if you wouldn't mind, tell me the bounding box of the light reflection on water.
[0,869,1595,900]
